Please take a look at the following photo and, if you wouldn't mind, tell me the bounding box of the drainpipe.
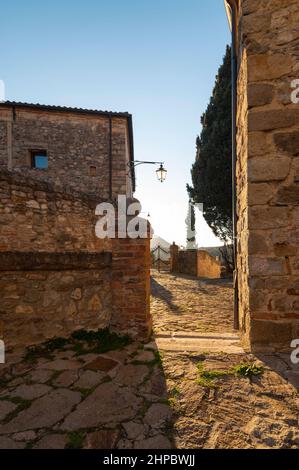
[7,108,13,171]
[108,114,113,200]
[225,0,239,330]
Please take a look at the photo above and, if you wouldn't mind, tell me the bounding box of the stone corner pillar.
[111,215,152,342]
[170,242,179,273]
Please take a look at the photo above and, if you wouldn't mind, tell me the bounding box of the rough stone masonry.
[0,103,151,351]
[2,0,299,354]
[0,101,134,198]
[233,0,299,351]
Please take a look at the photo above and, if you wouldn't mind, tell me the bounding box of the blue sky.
[1,0,230,246]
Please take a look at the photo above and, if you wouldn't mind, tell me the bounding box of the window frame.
[30,149,48,170]
[89,165,97,177]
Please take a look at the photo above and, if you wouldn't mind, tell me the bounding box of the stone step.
[155,331,244,354]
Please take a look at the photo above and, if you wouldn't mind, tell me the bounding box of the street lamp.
[128,161,167,183]
[156,163,167,183]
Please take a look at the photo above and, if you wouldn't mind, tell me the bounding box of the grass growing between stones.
[65,431,85,449]
[0,377,9,388]
[196,361,264,389]
[3,397,32,423]
[154,351,164,368]
[158,386,181,408]
[23,329,132,362]
[233,362,264,378]
[130,350,164,368]
[195,362,228,389]
[71,328,131,355]
[75,388,93,399]
[24,337,69,362]
[170,386,180,397]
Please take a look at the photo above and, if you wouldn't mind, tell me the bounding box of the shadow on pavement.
[151,276,181,313]
[255,352,299,391]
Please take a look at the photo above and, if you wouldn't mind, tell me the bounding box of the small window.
[31,150,48,169]
[89,165,97,176]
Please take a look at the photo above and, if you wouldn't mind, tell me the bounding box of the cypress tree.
[187,45,232,243]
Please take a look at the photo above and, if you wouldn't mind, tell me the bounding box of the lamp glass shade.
[156,164,167,182]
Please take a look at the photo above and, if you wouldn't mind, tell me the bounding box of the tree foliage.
[187,45,232,242]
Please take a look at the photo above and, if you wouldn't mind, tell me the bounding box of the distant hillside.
[150,237,224,262]
[199,246,223,259]
[150,235,171,250]
[151,235,171,261]
[199,246,230,264]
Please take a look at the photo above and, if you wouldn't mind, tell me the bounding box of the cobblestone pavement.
[0,271,298,449]
[0,341,172,449]
[151,271,299,449]
[151,271,234,334]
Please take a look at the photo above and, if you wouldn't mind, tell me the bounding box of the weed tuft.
[233,362,264,378]
[65,431,85,449]
[71,328,131,355]
[195,360,264,388]
[23,328,131,362]
[25,337,68,362]
[154,351,164,368]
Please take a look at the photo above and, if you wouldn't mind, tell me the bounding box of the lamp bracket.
[128,160,164,169]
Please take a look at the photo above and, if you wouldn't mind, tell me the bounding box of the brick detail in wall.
[111,232,152,341]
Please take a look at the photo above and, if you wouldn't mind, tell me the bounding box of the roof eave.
[224,0,233,31]
[0,101,131,119]
[0,100,136,191]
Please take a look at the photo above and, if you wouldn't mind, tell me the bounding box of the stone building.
[0,101,135,198]
[225,0,299,351]
[0,102,151,351]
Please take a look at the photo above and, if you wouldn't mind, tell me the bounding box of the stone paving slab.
[155,332,244,354]
[52,370,79,388]
[33,434,68,449]
[0,272,298,449]
[0,401,17,421]
[73,370,105,389]
[10,384,52,400]
[0,436,25,449]
[111,364,150,386]
[84,356,118,372]
[60,382,143,431]
[37,359,83,371]
[1,389,82,434]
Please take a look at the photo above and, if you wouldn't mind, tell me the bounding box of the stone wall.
[0,103,134,199]
[170,244,221,279]
[0,170,151,350]
[170,247,198,277]
[0,169,110,253]
[197,250,221,279]
[235,0,299,351]
[0,252,112,350]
